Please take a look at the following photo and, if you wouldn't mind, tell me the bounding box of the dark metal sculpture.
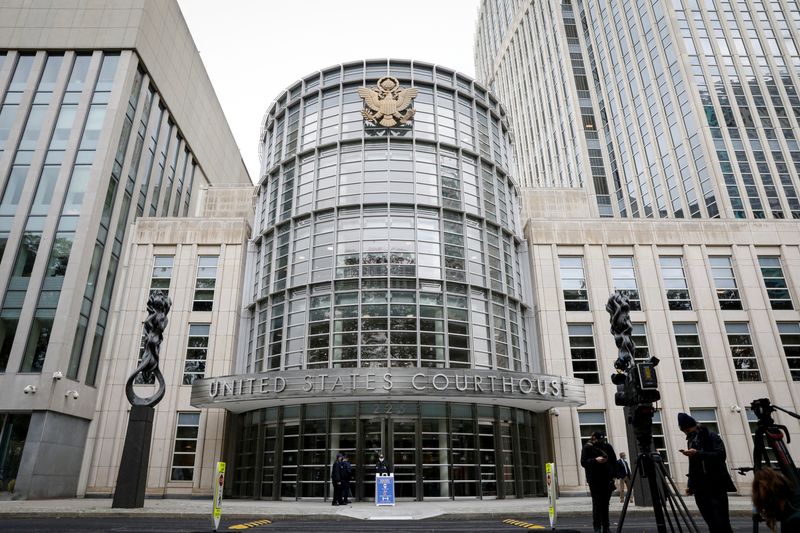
[125,291,171,406]
[605,291,635,372]
[113,291,171,509]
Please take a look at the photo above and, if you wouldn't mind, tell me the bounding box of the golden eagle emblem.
[358,76,418,127]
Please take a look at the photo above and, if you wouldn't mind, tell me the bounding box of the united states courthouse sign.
[191,368,585,413]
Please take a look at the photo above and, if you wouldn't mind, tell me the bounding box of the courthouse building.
[190,59,584,500]
[475,0,800,492]
[0,1,251,499]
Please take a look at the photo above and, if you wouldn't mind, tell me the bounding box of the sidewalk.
[0,495,755,520]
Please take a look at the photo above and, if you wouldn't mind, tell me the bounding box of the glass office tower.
[475,0,800,494]
[476,0,800,220]
[192,59,585,500]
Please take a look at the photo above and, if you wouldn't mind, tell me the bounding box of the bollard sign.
[213,461,226,531]
[546,462,557,529]
[375,473,395,506]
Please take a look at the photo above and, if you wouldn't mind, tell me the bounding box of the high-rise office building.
[191,59,584,501]
[0,1,250,499]
[476,0,800,492]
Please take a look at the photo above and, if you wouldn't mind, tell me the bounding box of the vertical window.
[709,256,742,310]
[659,256,692,310]
[183,324,210,385]
[690,408,718,434]
[578,411,607,447]
[559,256,589,311]
[610,256,641,310]
[193,255,218,311]
[758,256,794,310]
[725,322,761,382]
[171,412,200,481]
[631,323,650,362]
[652,411,670,473]
[673,323,708,382]
[778,323,800,381]
[568,324,599,384]
[150,255,173,298]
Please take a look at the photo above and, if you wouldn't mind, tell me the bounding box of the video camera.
[611,358,661,407]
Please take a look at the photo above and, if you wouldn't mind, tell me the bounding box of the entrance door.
[390,418,418,500]
[357,415,420,501]
[358,417,384,501]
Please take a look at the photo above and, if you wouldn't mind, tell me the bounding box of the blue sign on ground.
[375,474,395,506]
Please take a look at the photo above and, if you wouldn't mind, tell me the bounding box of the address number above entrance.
[190,368,585,413]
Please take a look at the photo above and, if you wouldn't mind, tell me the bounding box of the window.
[659,256,692,310]
[758,256,794,310]
[631,323,650,362]
[690,408,718,434]
[709,256,742,310]
[568,324,599,384]
[778,323,800,381]
[610,256,641,310]
[149,255,173,298]
[578,411,606,448]
[559,256,589,311]
[193,255,218,311]
[171,412,200,481]
[725,322,761,382]
[652,411,670,473]
[183,324,210,385]
[673,323,708,382]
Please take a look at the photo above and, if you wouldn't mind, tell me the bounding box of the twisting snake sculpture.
[605,292,636,371]
[125,291,171,407]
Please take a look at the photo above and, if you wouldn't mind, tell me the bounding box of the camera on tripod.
[611,356,661,407]
[605,292,699,533]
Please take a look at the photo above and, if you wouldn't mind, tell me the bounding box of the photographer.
[677,413,735,533]
[581,431,617,533]
[752,468,800,531]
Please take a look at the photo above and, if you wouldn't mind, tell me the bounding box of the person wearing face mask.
[580,431,617,533]
[375,452,390,475]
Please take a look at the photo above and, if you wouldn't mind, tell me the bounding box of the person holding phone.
[581,431,617,533]
[678,413,735,533]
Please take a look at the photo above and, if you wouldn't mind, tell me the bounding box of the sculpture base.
[112,405,154,508]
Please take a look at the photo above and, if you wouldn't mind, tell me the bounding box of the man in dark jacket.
[616,451,632,503]
[678,412,735,533]
[375,453,390,475]
[342,454,352,504]
[581,431,617,533]
[331,453,345,506]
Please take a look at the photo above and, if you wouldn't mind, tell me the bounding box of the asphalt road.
[0,516,761,532]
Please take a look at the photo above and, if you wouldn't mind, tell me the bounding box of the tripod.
[616,405,700,533]
[746,398,800,532]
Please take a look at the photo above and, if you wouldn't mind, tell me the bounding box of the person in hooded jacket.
[678,412,735,533]
[580,431,617,533]
[331,453,345,505]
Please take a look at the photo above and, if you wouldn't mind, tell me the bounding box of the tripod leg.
[655,461,701,533]
[616,458,641,533]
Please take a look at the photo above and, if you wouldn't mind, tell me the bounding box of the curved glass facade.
[248,59,531,375]
[232,59,551,500]
[233,401,546,500]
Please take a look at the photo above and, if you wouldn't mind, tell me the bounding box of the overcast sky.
[178,0,482,182]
